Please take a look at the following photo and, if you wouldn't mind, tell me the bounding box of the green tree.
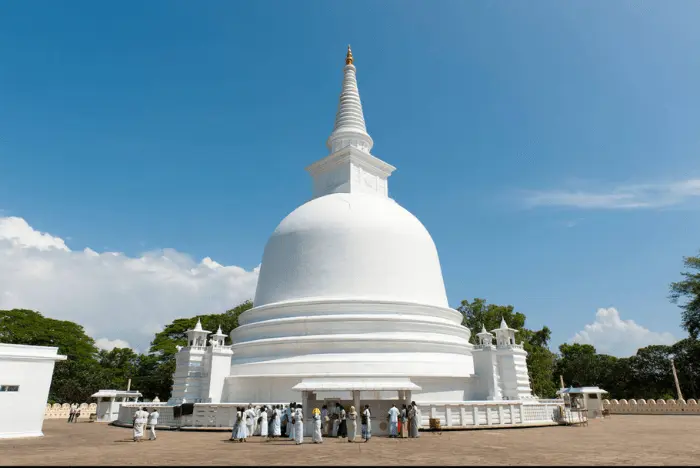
[457,298,526,335]
[1,303,259,403]
[627,345,675,399]
[98,347,140,390]
[50,359,110,403]
[554,343,602,388]
[670,338,700,398]
[131,354,176,401]
[0,309,98,360]
[670,254,700,339]
[0,309,110,402]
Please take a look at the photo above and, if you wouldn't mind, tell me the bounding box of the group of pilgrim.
[229,401,422,445]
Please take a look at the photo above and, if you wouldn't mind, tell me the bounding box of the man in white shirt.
[148,408,159,441]
[245,405,256,438]
[387,404,400,437]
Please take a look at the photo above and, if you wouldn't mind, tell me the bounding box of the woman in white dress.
[312,408,323,444]
[271,405,282,437]
[132,407,148,442]
[236,406,248,442]
[346,406,358,442]
[294,405,304,445]
[260,407,269,437]
[408,402,420,438]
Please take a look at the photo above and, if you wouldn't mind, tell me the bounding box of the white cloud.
[0,216,259,352]
[522,178,700,210]
[95,337,132,352]
[571,307,677,357]
[0,217,69,250]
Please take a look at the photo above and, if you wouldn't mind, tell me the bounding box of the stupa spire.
[327,45,373,154]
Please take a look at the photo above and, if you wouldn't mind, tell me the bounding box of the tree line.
[1,252,698,403]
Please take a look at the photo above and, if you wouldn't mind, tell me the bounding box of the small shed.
[0,344,67,439]
[91,390,142,422]
[557,386,608,418]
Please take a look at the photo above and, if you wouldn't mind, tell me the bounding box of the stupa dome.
[226,47,473,399]
[166,48,535,411]
[253,192,448,309]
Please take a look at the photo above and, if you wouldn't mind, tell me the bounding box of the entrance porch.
[292,377,421,436]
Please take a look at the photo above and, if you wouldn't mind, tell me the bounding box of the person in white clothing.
[132,407,149,442]
[347,406,358,442]
[293,405,304,445]
[236,406,248,442]
[312,407,323,443]
[287,402,296,440]
[259,406,269,437]
[387,404,400,438]
[147,408,159,441]
[254,406,261,436]
[271,405,282,438]
[361,405,371,442]
[245,404,256,438]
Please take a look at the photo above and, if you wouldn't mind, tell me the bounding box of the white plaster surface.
[0,343,66,439]
[165,48,534,410]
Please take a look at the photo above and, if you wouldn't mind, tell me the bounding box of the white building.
[165,47,538,433]
[91,389,143,422]
[0,343,67,439]
[557,386,608,418]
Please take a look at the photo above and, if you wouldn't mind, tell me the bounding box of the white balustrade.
[113,399,564,430]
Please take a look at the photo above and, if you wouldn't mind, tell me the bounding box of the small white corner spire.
[500,317,508,329]
[327,45,373,154]
[481,324,488,334]
[194,319,203,331]
[215,325,224,335]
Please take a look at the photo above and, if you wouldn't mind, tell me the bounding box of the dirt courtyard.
[2,416,699,465]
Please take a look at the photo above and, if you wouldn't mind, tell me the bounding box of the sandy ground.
[2,416,700,465]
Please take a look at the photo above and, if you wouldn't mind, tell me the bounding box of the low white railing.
[117,399,563,431]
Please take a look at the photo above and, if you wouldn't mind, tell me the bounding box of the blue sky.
[1,1,699,354]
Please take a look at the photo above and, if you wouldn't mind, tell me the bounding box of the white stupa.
[169,47,534,426]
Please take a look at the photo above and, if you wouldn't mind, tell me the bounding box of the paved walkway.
[3,416,699,465]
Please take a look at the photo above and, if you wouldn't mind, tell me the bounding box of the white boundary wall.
[44,403,97,420]
[116,399,563,434]
[603,398,700,415]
